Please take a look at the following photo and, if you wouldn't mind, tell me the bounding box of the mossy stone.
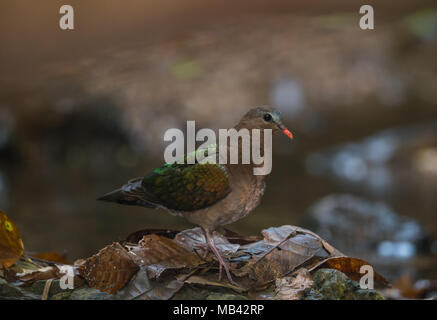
[304,269,384,300]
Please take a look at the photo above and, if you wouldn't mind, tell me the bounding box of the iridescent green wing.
[142,146,230,212]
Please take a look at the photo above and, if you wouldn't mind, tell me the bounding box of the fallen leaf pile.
[0,209,393,300]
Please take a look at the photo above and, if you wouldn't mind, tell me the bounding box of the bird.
[98,106,293,284]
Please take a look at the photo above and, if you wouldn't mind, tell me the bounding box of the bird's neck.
[222,126,270,178]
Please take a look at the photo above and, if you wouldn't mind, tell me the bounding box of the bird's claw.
[217,257,238,286]
[203,230,238,286]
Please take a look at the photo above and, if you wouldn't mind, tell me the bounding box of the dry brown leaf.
[309,256,390,287]
[78,242,139,294]
[263,225,344,256]
[16,266,61,285]
[275,268,314,300]
[237,226,330,285]
[0,251,21,269]
[320,240,344,257]
[1,256,47,282]
[2,256,84,289]
[0,210,24,268]
[180,274,246,293]
[127,234,204,279]
[115,266,152,299]
[27,251,69,265]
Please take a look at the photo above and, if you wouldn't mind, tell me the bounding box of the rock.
[0,278,41,300]
[304,269,384,300]
[0,278,25,299]
[303,194,428,259]
[305,123,437,193]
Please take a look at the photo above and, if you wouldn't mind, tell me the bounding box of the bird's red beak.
[278,124,293,140]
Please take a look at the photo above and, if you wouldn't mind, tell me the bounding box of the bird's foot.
[216,256,238,286]
[204,237,237,285]
[195,245,237,285]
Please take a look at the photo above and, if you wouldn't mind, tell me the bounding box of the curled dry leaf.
[78,242,139,294]
[275,268,314,300]
[237,226,330,285]
[0,210,24,268]
[310,256,390,287]
[127,234,204,279]
[262,225,344,256]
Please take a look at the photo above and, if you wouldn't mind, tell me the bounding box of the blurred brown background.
[1,0,436,281]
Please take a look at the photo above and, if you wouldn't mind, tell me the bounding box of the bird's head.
[237,106,293,139]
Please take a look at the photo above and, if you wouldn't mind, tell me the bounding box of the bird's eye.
[263,113,272,122]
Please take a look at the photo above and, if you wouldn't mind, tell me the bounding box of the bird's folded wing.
[141,161,231,212]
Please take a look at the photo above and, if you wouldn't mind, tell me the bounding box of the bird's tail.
[97,178,156,208]
[97,189,154,208]
[97,188,126,203]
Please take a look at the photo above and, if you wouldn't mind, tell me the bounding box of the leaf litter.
[0,216,390,299]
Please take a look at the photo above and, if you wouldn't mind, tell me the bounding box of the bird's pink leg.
[203,229,236,285]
